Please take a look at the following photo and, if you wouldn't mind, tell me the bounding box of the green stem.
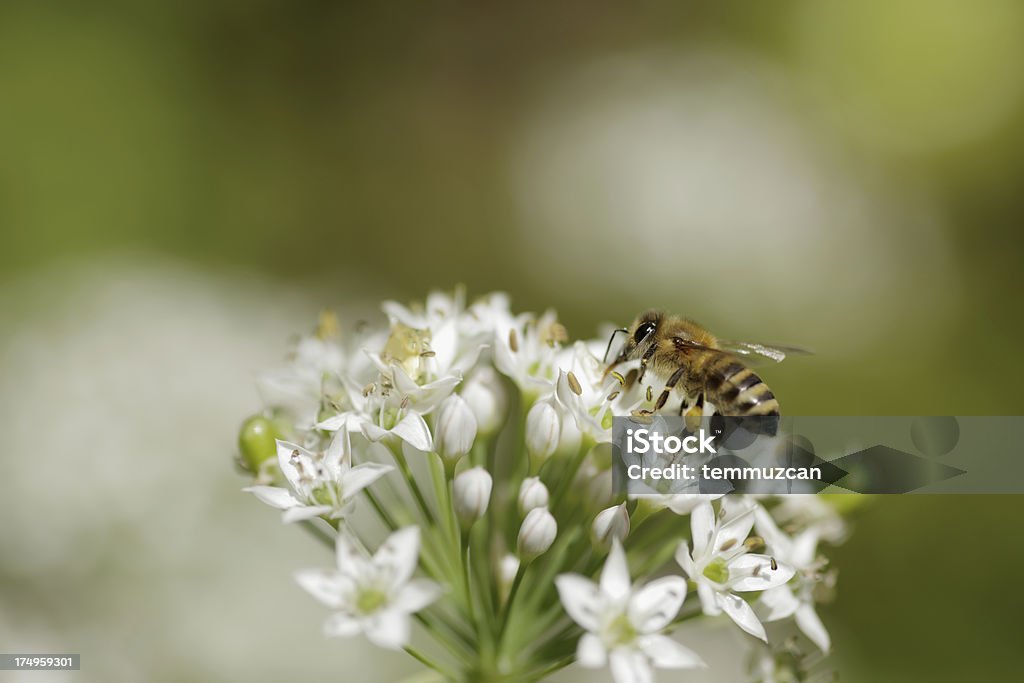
[413,611,475,662]
[548,440,592,514]
[389,440,437,526]
[524,654,575,682]
[497,563,527,647]
[362,487,398,531]
[402,645,454,680]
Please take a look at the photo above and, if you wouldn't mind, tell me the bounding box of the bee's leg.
[654,368,686,411]
[684,392,705,432]
[637,343,659,383]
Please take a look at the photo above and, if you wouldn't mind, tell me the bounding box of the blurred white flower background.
[0,257,425,682]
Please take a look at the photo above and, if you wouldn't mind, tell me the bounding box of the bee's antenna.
[602,328,629,364]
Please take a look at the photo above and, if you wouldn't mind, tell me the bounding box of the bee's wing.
[714,339,813,364]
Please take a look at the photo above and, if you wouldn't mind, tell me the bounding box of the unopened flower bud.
[453,467,492,529]
[591,503,630,547]
[525,400,560,462]
[517,507,557,561]
[461,367,506,437]
[238,414,280,473]
[517,477,550,516]
[436,394,478,465]
[498,553,520,603]
[585,468,616,511]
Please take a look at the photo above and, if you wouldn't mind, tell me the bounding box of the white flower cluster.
[237,290,850,683]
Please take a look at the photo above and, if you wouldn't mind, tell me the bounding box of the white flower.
[435,394,478,464]
[675,500,795,641]
[517,477,550,515]
[525,399,561,461]
[257,332,348,428]
[517,506,557,561]
[493,309,566,392]
[365,355,462,416]
[755,507,831,652]
[769,495,847,545]
[295,527,441,649]
[360,411,434,453]
[316,385,435,454]
[556,540,704,683]
[463,291,515,339]
[244,437,392,523]
[453,467,492,528]
[382,290,464,332]
[553,344,615,442]
[592,503,630,547]
[380,291,486,388]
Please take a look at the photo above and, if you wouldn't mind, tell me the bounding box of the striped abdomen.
[704,359,779,417]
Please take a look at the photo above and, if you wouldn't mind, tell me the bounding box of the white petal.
[243,486,300,510]
[400,372,462,414]
[282,504,333,524]
[492,326,519,378]
[341,462,393,499]
[628,577,687,633]
[638,634,706,669]
[451,343,486,376]
[324,424,355,465]
[791,528,821,568]
[576,633,607,668]
[696,580,720,615]
[276,440,313,488]
[323,612,361,638]
[294,569,347,608]
[609,648,654,683]
[689,502,715,558]
[316,413,350,432]
[600,539,632,602]
[674,541,695,578]
[729,554,795,592]
[429,319,458,371]
[716,591,767,641]
[363,608,410,650]
[335,530,365,570]
[554,574,602,632]
[796,603,831,653]
[665,494,711,515]
[391,412,433,452]
[374,527,421,587]
[361,422,388,442]
[381,300,422,328]
[715,506,756,554]
[363,350,391,375]
[415,375,463,407]
[758,585,800,622]
[396,579,442,612]
[754,506,792,558]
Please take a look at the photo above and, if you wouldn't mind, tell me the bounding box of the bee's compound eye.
[634,321,656,343]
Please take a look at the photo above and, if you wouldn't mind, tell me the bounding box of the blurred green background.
[2,1,1023,681]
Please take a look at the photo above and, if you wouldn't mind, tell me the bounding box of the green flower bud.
[238,414,280,473]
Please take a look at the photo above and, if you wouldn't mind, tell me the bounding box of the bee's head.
[605,310,661,366]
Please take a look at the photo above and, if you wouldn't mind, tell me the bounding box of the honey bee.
[604,310,807,419]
